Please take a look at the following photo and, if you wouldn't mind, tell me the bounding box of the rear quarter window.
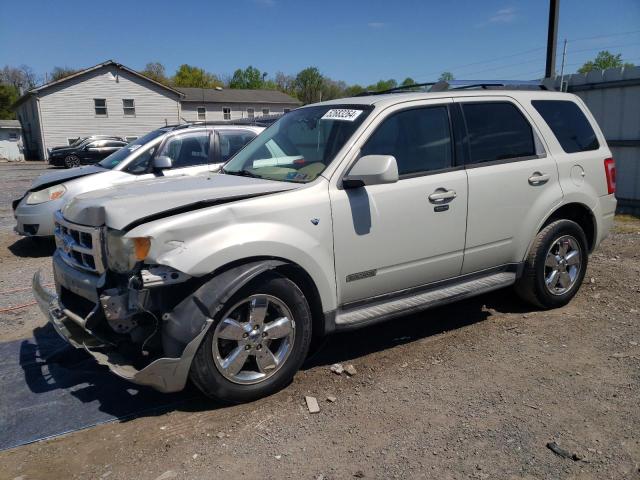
[531,100,599,153]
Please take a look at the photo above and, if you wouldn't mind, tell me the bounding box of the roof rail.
[178,114,284,128]
[445,79,553,90]
[356,79,555,96]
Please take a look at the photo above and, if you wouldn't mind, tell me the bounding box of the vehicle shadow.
[15,324,212,425]
[304,289,533,369]
[8,237,56,258]
[9,288,533,445]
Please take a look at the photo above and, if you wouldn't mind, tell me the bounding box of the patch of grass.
[613,214,640,234]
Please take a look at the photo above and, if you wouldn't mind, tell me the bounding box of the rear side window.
[361,106,453,176]
[462,102,535,164]
[532,100,599,153]
[158,131,211,168]
[218,130,256,163]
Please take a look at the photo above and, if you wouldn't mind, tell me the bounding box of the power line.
[564,29,640,45]
[560,41,640,56]
[412,29,640,83]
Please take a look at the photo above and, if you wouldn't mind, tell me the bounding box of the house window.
[223,107,231,120]
[94,99,107,116]
[123,99,135,116]
[262,108,270,116]
[284,108,291,113]
[197,107,206,121]
[9,132,18,140]
[247,108,255,119]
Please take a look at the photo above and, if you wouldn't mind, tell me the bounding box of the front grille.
[54,211,105,273]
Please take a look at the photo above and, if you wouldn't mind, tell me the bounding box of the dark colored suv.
[48,137,128,168]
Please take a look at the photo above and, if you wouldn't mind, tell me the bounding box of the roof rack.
[358,79,555,96]
[179,114,284,128]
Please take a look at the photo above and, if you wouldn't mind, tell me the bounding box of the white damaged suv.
[34,82,617,403]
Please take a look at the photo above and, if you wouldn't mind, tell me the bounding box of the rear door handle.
[428,189,457,203]
[528,172,550,185]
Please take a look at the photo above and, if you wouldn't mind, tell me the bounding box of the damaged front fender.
[161,259,285,357]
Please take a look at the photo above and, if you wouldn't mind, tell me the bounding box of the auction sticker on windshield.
[321,109,363,121]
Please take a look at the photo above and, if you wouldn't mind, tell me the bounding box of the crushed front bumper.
[33,269,210,393]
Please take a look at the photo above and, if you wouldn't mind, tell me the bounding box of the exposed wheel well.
[541,203,596,252]
[211,257,327,339]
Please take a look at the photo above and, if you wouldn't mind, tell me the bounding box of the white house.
[0,120,24,161]
[13,60,183,160]
[178,87,300,123]
[12,60,301,160]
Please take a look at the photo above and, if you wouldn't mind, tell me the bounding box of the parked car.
[48,135,126,155]
[34,85,616,404]
[48,137,129,168]
[14,124,263,237]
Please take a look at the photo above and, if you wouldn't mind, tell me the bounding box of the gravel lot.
[0,162,638,480]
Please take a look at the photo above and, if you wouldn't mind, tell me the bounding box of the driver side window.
[158,131,211,169]
[361,106,453,177]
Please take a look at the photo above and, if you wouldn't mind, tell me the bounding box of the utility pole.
[559,38,568,91]
[545,0,560,79]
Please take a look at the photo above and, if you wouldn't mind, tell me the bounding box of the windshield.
[223,105,372,183]
[98,129,168,169]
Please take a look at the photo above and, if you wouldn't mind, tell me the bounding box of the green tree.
[0,84,19,119]
[367,79,397,92]
[321,78,347,100]
[142,62,169,85]
[295,67,324,104]
[343,84,366,97]
[274,71,296,96]
[229,66,264,89]
[172,64,222,88]
[578,51,635,74]
[50,66,78,82]
[401,77,416,86]
[438,71,454,81]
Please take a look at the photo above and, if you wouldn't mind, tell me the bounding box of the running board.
[335,272,516,330]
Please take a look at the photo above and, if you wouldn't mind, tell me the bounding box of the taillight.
[604,158,616,195]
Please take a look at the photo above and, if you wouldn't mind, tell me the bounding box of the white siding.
[0,128,23,161]
[180,102,295,122]
[38,65,181,154]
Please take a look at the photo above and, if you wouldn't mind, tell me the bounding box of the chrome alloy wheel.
[544,235,582,295]
[212,294,296,385]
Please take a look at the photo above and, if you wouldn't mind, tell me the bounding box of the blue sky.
[1,0,639,85]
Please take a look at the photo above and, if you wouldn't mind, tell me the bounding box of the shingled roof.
[178,87,301,105]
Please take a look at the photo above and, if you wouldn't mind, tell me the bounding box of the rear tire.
[190,272,312,404]
[515,219,588,309]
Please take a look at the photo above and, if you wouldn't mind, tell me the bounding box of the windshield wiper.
[223,169,262,179]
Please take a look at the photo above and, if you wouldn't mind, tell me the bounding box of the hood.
[63,173,301,230]
[31,165,107,190]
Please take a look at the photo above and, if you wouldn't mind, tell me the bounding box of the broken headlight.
[105,229,151,273]
[26,184,66,204]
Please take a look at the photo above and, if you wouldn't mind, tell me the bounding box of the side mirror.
[153,155,173,171]
[343,155,399,189]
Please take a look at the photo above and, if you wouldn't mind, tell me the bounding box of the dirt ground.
[0,162,638,480]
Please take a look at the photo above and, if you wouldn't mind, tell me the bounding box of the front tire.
[515,219,588,309]
[190,273,312,403]
[64,155,80,168]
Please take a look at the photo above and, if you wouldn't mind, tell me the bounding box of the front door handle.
[428,188,457,203]
[528,172,550,185]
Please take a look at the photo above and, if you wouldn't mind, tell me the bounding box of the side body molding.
[161,260,285,357]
